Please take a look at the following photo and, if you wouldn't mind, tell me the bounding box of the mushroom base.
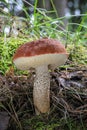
[33,65,50,114]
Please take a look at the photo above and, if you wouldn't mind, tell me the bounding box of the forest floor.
[0,61,87,130]
[0,4,87,129]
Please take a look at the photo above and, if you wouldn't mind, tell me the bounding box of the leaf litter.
[0,65,87,129]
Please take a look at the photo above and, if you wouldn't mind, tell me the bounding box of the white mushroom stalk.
[33,65,50,114]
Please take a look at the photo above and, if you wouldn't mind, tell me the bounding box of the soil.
[0,64,87,130]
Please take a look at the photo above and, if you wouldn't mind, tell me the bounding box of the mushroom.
[13,38,68,115]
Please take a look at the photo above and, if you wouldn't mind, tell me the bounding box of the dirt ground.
[0,64,87,129]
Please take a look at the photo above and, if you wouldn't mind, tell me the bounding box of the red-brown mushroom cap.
[13,38,68,70]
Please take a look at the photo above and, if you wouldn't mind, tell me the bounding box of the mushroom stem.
[33,65,50,115]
